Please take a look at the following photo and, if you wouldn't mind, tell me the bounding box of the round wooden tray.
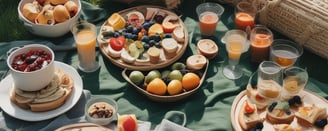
[98,5,188,71]
[121,60,208,102]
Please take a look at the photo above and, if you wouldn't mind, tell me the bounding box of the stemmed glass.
[222,29,249,79]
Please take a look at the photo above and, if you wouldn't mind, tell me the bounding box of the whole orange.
[167,80,183,95]
[182,73,200,91]
[146,78,167,95]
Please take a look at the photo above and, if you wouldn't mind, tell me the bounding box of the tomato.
[109,38,124,51]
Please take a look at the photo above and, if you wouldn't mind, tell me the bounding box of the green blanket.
[0,1,328,131]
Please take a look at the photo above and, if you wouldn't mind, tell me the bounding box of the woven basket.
[258,0,328,59]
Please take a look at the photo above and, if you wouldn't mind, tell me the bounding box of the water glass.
[234,1,257,31]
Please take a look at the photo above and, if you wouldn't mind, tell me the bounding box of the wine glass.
[222,29,248,79]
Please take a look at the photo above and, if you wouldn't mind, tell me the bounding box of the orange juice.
[75,30,97,66]
[199,11,219,36]
[227,41,243,59]
[235,12,254,31]
[250,34,272,63]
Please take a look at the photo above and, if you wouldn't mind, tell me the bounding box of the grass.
[0,0,35,42]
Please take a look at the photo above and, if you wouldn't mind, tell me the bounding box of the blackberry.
[268,102,277,112]
[315,118,328,128]
[255,122,263,129]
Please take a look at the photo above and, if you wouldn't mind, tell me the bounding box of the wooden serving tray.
[121,60,208,102]
[98,5,188,71]
[231,89,328,130]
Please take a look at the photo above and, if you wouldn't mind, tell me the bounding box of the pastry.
[238,100,264,130]
[266,101,295,124]
[9,68,73,112]
[295,104,327,127]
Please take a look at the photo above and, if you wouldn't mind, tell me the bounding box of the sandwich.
[295,104,327,127]
[238,100,264,130]
[9,68,74,112]
[266,101,295,124]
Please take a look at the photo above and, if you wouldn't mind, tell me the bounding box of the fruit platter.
[122,55,208,102]
[230,71,328,131]
[97,5,188,71]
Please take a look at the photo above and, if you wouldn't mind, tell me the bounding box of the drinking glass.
[270,39,303,68]
[71,21,100,72]
[257,61,283,101]
[234,1,257,32]
[250,25,273,63]
[281,66,308,100]
[196,2,224,37]
[222,29,248,79]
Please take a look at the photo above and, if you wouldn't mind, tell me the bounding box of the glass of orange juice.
[222,30,248,79]
[71,21,100,72]
[234,1,257,32]
[196,2,224,37]
[250,25,273,63]
[257,61,283,101]
[270,39,303,68]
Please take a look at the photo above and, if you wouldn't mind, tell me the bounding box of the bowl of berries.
[7,44,55,91]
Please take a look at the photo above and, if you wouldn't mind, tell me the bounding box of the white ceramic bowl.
[85,96,118,125]
[17,0,81,37]
[7,44,55,91]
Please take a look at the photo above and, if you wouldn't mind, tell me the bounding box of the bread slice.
[295,104,327,127]
[266,101,295,124]
[238,100,264,130]
[9,68,74,112]
[273,124,302,131]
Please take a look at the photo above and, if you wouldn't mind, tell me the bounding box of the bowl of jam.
[7,44,55,91]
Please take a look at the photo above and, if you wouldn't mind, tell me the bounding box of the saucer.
[0,61,83,121]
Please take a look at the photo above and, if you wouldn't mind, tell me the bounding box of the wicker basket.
[258,0,328,59]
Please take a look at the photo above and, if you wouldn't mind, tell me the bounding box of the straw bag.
[258,0,328,59]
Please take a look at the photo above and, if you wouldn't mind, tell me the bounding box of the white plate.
[0,61,83,121]
[231,90,328,130]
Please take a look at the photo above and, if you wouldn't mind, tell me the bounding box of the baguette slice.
[295,104,327,127]
[238,100,264,130]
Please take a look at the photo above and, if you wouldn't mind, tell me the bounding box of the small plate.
[122,60,208,102]
[0,61,83,121]
[231,90,328,130]
[98,5,188,71]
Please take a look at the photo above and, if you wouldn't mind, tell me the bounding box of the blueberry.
[288,98,296,106]
[154,42,161,48]
[149,40,156,46]
[249,127,257,131]
[148,20,155,26]
[126,25,134,33]
[154,34,161,42]
[164,33,172,38]
[162,77,171,85]
[132,34,138,41]
[180,69,189,75]
[132,27,140,34]
[315,119,328,128]
[153,15,164,23]
[113,32,120,38]
[141,36,149,43]
[285,109,291,115]
[142,22,152,31]
[268,102,277,112]
[143,43,150,50]
[126,33,133,39]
